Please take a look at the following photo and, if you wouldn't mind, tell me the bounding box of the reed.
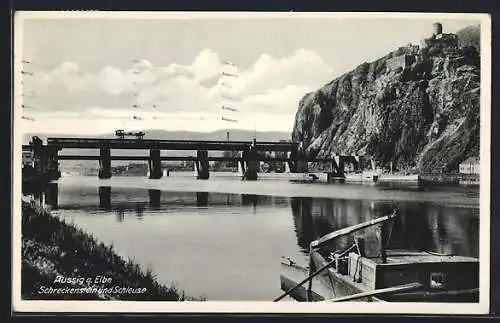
[21,199,202,301]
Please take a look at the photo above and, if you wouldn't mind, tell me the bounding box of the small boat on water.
[278,211,479,303]
[289,173,323,183]
[344,171,420,183]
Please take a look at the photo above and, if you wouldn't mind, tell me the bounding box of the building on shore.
[22,149,34,168]
[22,144,35,169]
[459,157,480,175]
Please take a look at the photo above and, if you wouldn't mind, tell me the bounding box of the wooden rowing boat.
[278,210,479,302]
[309,249,479,302]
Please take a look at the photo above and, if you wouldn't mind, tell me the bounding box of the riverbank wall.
[419,173,480,185]
[21,198,199,301]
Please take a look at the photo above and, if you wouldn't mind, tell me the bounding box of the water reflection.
[116,207,125,223]
[25,183,479,259]
[45,183,59,210]
[22,181,59,207]
[98,186,111,210]
[196,192,208,207]
[135,203,145,220]
[290,197,479,258]
[41,185,291,222]
[241,194,258,207]
[148,189,161,209]
[291,197,314,249]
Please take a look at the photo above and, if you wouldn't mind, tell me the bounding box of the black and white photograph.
[12,11,491,314]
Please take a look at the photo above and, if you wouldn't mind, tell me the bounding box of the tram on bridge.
[115,129,145,140]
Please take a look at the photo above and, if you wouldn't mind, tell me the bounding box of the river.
[36,173,480,301]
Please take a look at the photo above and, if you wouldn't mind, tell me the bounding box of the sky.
[15,12,481,135]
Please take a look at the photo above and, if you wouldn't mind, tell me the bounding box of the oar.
[310,210,397,248]
[326,282,423,302]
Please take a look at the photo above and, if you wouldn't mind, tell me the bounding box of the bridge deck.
[46,138,298,151]
[57,155,335,162]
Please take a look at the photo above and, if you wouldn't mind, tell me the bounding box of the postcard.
[12,11,491,314]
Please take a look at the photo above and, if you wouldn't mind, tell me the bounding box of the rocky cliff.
[292,25,481,173]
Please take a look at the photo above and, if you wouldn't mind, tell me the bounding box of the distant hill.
[22,129,291,144]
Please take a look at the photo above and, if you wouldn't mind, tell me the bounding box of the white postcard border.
[11,11,492,314]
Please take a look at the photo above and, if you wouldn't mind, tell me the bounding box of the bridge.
[23,136,362,181]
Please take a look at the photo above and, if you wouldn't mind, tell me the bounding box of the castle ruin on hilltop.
[386,22,460,71]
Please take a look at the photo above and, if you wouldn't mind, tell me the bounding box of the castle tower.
[433,22,443,36]
[421,22,448,49]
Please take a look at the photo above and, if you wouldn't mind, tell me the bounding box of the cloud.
[233,49,333,96]
[191,49,224,82]
[34,61,96,95]
[97,66,128,95]
[21,48,334,132]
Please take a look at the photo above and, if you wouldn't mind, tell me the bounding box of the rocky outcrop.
[292,26,480,173]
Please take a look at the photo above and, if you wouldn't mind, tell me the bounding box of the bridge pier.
[30,137,61,181]
[245,161,258,180]
[196,150,210,179]
[289,147,298,173]
[31,136,45,174]
[46,146,61,180]
[242,146,258,180]
[98,143,112,179]
[289,145,308,173]
[148,149,162,179]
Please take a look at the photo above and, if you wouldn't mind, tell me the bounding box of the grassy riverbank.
[21,199,199,301]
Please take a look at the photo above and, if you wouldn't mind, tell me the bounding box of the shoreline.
[20,198,201,301]
[58,168,480,183]
[51,175,479,209]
